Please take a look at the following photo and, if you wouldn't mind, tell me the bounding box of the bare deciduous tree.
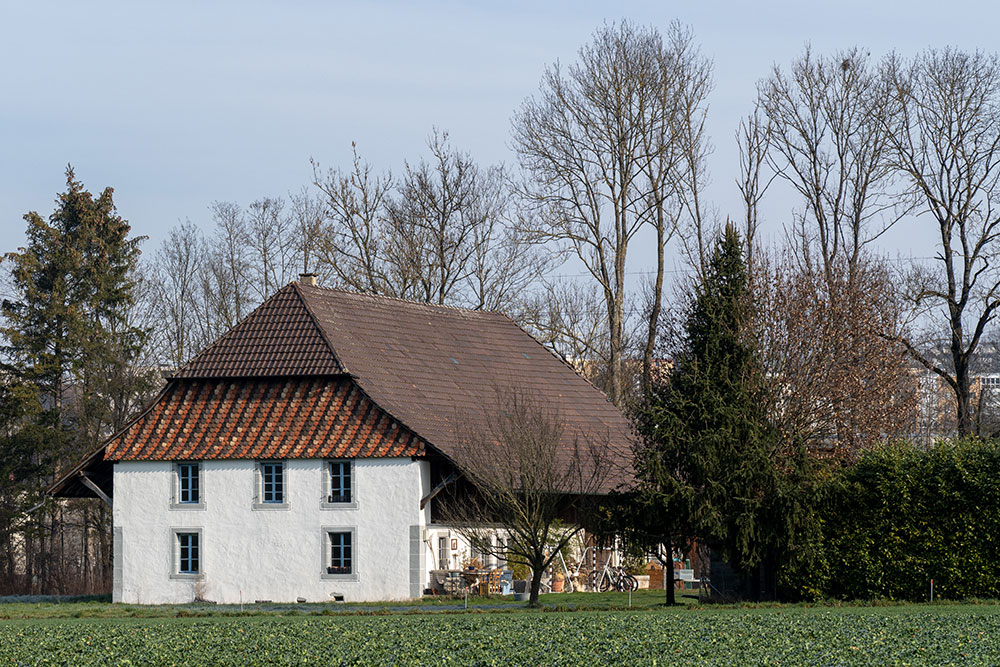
[512,21,712,405]
[202,201,254,334]
[244,196,296,301]
[149,220,206,370]
[736,108,775,265]
[759,47,902,283]
[312,145,395,295]
[441,390,612,606]
[756,251,915,457]
[887,49,1000,436]
[289,187,326,276]
[314,131,545,314]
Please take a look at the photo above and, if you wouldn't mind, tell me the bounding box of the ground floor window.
[178,532,200,574]
[328,531,352,575]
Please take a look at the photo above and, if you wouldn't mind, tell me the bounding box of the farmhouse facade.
[50,279,632,603]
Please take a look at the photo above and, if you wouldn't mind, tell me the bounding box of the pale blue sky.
[1,0,995,270]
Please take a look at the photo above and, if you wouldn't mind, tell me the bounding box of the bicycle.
[588,563,638,592]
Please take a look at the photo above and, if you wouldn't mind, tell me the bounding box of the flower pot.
[551,578,564,592]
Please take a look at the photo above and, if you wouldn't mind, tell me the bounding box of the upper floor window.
[329,461,352,504]
[261,462,284,504]
[178,463,199,504]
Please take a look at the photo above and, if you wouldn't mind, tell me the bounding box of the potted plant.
[551,571,565,593]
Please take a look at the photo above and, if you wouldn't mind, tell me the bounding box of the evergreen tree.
[1,168,154,593]
[634,223,788,599]
[2,166,150,457]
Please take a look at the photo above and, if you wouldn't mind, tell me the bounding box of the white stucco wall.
[112,457,430,604]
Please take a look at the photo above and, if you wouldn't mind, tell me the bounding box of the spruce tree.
[2,166,149,458]
[635,223,783,599]
[1,167,152,593]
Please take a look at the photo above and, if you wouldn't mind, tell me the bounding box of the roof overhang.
[46,444,113,502]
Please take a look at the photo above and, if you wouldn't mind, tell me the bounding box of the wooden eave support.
[420,471,457,510]
[79,472,113,509]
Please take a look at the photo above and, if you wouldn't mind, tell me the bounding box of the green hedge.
[781,438,1000,601]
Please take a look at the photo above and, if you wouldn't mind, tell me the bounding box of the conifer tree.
[1,167,152,593]
[635,223,786,599]
[2,166,150,457]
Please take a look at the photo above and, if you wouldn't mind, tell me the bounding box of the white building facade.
[113,458,433,604]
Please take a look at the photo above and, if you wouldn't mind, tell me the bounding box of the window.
[261,462,284,503]
[171,463,205,510]
[177,532,199,574]
[253,461,288,510]
[321,526,358,580]
[328,531,352,574]
[322,460,356,509]
[178,464,199,504]
[329,461,351,503]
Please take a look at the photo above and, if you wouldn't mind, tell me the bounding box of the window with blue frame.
[328,531,352,574]
[178,533,199,574]
[177,463,199,504]
[329,461,352,503]
[261,462,284,503]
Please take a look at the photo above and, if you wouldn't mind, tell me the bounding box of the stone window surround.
[321,526,358,581]
[321,459,358,510]
[169,527,203,580]
[252,460,290,511]
[170,462,205,511]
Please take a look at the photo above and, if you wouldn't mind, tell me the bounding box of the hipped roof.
[54,282,634,494]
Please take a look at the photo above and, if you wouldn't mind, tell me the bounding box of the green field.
[2,602,1000,665]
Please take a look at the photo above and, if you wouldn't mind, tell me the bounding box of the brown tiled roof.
[174,284,343,378]
[97,282,632,490]
[105,377,425,461]
[296,285,633,489]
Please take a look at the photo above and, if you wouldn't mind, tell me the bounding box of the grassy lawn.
[0,589,693,619]
[2,597,1000,665]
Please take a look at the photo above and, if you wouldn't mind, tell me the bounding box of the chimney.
[299,272,318,287]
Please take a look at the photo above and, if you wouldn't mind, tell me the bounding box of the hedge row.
[781,438,1000,601]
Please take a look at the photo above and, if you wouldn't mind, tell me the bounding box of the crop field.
[2,604,999,666]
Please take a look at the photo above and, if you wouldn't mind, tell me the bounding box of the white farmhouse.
[49,278,632,604]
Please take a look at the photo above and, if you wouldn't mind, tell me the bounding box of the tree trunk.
[663,534,675,606]
[643,211,666,394]
[955,354,973,437]
[528,566,544,607]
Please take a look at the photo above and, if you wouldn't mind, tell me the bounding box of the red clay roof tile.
[105,377,425,461]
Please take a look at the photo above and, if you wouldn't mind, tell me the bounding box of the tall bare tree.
[388,129,511,305]
[736,108,775,266]
[314,132,545,314]
[202,201,254,334]
[887,49,1000,436]
[512,21,712,405]
[244,197,296,301]
[759,47,902,283]
[149,220,206,370]
[289,187,325,275]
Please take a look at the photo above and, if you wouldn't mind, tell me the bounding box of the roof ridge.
[297,283,507,318]
[291,282,350,374]
[172,283,296,378]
